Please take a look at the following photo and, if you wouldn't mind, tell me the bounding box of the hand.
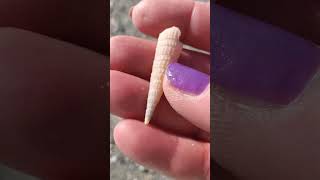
[0,0,107,179]
[213,4,320,180]
[110,0,211,179]
[0,0,107,54]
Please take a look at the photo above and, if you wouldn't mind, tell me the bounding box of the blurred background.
[110,0,208,179]
[0,164,37,180]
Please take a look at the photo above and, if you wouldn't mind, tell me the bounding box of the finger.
[216,0,320,44]
[110,70,209,140]
[0,0,107,53]
[213,5,320,179]
[0,28,107,180]
[131,0,210,51]
[114,120,210,180]
[163,63,210,132]
[212,5,320,105]
[110,35,210,80]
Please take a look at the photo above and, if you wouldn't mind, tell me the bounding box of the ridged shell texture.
[144,26,182,124]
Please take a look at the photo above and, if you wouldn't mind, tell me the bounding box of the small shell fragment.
[144,26,182,124]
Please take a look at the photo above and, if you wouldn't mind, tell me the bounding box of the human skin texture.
[0,28,107,180]
[212,5,320,105]
[212,4,320,180]
[0,0,108,54]
[111,0,212,179]
[0,0,108,179]
[216,0,320,45]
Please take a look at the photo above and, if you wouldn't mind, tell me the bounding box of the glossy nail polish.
[167,63,210,95]
[212,5,320,180]
[212,5,320,105]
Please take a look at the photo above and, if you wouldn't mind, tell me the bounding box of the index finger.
[131,0,210,51]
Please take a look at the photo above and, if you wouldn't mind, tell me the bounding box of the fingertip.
[113,120,142,147]
[113,120,210,179]
[113,120,175,169]
[130,0,194,37]
[164,62,210,96]
[110,35,129,71]
[130,0,209,50]
[113,120,145,158]
[113,120,126,145]
[130,0,148,33]
[128,6,134,18]
[163,63,210,132]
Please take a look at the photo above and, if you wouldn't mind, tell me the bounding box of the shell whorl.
[144,26,182,124]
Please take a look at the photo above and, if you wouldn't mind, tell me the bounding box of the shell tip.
[144,118,150,125]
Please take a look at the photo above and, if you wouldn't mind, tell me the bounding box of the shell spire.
[144,26,182,125]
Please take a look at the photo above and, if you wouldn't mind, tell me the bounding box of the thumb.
[163,62,210,132]
[212,4,320,179]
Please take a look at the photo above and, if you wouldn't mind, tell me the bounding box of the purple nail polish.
[167,63,210,95]
[212,5,320,105]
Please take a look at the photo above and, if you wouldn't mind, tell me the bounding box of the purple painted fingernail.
[166,63,210,95]
[212,5,320,105]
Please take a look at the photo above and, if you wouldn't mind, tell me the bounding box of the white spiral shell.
[144,26,182,124]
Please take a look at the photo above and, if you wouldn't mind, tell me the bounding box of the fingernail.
[212,5,320,104]
[166,63,210,95]
[128,6,134,18]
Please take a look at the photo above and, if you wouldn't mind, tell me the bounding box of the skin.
[0,0,108,54]
[212,1,320,180]
[0,0,108,179]
[123,0,320,179]
[0,29,107,179]
[3,0,317,179]
[216,0,320,44]
[110,0,214,179]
